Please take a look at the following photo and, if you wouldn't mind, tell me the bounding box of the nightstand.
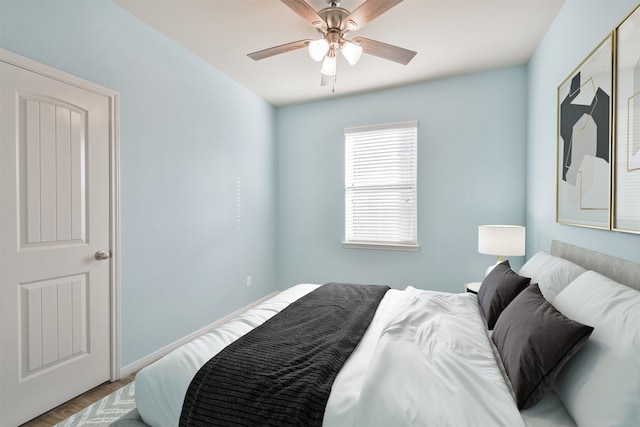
[465,281,482,294]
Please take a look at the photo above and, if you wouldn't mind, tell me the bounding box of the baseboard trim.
[119,291,280,377]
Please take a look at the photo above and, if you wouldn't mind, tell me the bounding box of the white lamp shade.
[340,40,363,65]
[478,225,525,257]
[320,53,337,76]
[308,39,329,62]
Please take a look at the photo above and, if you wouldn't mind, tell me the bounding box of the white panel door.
[1,59,113,426]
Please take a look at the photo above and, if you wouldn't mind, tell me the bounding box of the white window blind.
[344,121,418,250]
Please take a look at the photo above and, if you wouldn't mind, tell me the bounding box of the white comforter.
[135,284,526,426]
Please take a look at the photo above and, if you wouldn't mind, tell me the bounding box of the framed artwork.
[614,4,640,234]
[557,34,613,229]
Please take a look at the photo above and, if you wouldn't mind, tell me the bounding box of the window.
[344,121,418,250]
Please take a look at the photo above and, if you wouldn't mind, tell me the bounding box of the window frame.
[343,120,419,251]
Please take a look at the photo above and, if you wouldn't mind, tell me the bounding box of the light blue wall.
[527,0,640,262]
[277,67,528,293]
[0,0,279,366]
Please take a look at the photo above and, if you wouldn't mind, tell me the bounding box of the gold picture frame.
[557,33,613,230]
[613,4,640,234]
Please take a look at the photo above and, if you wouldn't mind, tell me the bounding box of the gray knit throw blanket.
[179,282,390,427]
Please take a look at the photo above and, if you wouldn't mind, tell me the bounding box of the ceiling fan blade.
[344,0,404,31]
[281,0,325,28]
[247,39,311,61]
[351,37,416,65]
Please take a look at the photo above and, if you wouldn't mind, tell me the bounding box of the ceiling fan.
[247,0,417,86]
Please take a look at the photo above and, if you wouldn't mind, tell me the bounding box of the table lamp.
[478,225,526,275]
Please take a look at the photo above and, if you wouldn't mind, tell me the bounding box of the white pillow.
[518,251,586,301]
[552,271,640,427]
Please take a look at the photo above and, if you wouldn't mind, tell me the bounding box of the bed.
[114,240,640,426]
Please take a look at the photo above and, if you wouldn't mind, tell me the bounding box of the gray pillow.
[477,260,530,329]
[492,284,594,409]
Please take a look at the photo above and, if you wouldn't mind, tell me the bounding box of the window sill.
[342,242,420,252]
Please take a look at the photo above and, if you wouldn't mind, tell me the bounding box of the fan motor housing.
[319,7,351,32]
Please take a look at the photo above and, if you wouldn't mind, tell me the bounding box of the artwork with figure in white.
[615,4,640,233]
[557,35,612,229]
[634,58,640,159]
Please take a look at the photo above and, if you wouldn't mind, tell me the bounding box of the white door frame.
[0,48,121,380]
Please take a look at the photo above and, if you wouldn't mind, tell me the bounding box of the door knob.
[95,250,111,260]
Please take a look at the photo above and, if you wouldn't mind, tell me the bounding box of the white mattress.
[135,284,576,427]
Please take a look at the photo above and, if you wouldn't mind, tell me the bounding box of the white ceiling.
[114,0,565,107]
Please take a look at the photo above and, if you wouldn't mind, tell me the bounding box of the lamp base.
[485,256,505,276]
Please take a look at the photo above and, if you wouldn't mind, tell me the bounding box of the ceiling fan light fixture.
[320,50,337,76]
[340,40,363,65]
[247,0,417,89]
[308,38,330,62]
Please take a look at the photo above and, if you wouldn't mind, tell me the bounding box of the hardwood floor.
[19,374,136,427]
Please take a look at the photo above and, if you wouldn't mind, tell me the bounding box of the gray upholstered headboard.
[550,240,640,291]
